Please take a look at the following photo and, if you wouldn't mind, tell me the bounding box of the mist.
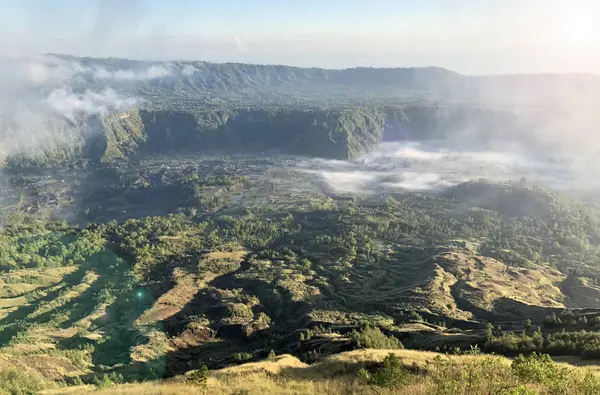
[0,55,142,157]
[296,139,600,201]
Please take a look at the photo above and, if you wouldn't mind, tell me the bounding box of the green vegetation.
[358,353,411,388]
[351,326,403,349]
[0,216,106,270]
[4,140,600,392]
[185,365,208,388]
[3,102,526,167]
[1,174,600,387]
[0,367,46,394]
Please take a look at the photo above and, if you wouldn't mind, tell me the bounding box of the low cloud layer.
[296,141,600,198]
[92,64,173,81]
[45,88,137,121]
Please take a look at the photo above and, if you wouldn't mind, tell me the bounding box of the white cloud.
[0,55,140,158]
[92,64,173,81]
[181,64,197,76]
[92,67,113,80]
[45,88,137,121]
[24,55,84,84]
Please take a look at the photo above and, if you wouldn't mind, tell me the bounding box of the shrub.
[358,353,411,388]
[512,353,565,384]
[235,352,253,362]
[429,355,518,395]
[0,368,46,395]
[108,372,124,384]
[570,371,600,394]
[503,386,538,395]
[350,326,403,349]
[227,304,254,319]
[186,365,208,387]
[92,374,115,389]
[410,311,424,322]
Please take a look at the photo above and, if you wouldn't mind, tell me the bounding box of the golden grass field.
[40,348,600,395]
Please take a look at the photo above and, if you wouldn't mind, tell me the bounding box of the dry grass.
[7,342,56,354]
[214,354,308,376]
[203,248,249,262]
[0,266,77,287]
[553,355,600,371]
[436,245,566,312]
[319,348,510,371]
[130,329,173,363]
[422,265,472,320]
[0,283,41,297]
[0,266,80,311]
[51,351,430,394]
[43,348,600,395]
[0,353,82,381]
[59,375,430,395]
[135,271,201,326]
[0,295,29,308]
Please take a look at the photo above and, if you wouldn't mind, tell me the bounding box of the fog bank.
[297,141,599,198]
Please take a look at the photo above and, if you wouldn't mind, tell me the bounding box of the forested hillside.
[4,103,537,167]
[1,55,592,167]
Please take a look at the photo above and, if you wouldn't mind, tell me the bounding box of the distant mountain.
[1,54,597,167]
[50,54,600,106]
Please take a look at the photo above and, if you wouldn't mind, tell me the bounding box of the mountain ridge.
[42,54,600,106]
[49,53,600,77]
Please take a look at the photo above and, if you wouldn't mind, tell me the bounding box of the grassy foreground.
[39,349,600,395]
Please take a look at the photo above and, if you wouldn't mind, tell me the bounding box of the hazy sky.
[1,0,600,74]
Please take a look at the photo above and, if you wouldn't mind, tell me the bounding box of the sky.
[1,0,600,74]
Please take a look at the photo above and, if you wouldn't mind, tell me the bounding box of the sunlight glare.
[562,13,595,48]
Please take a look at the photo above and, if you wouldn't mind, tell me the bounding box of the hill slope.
[4,102,533,166]
[2,179,600,386]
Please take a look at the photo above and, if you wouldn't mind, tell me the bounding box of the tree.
[350,326,403,349]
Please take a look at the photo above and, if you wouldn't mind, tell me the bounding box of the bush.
[358,353,411,388]
[227,304,254,319]
[235,352,253,362]
[186,365,208,387]
[503,386,538,395]
[512,353,563,383]
[92,374,115,389]
[512,352,569,393]
[350,326,403,349]
[0,368,46,395]
[429,355,518,395]
[572,371,600,394]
